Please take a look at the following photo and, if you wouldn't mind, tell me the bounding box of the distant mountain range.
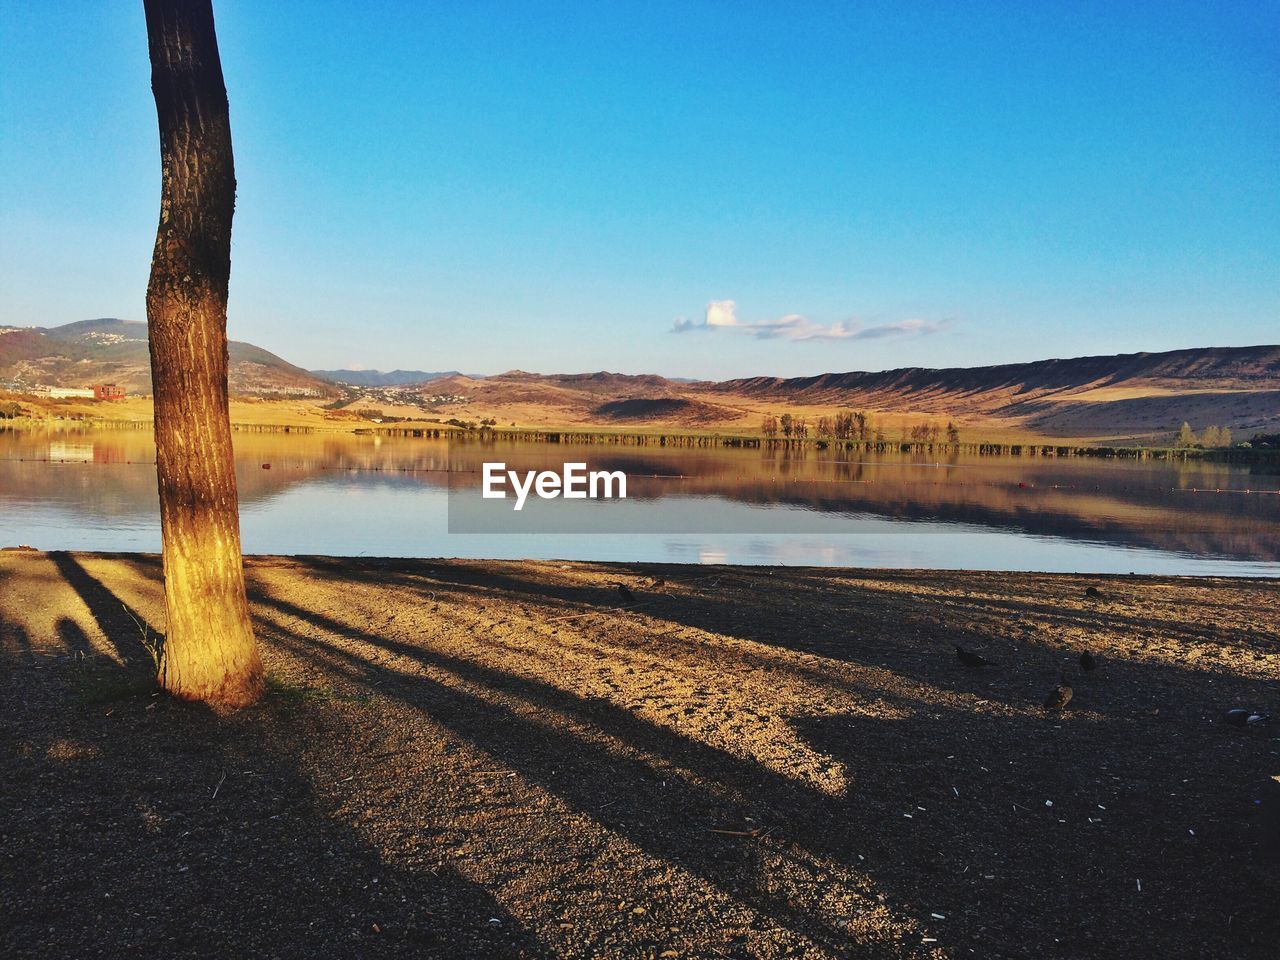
[706,346,1280,439]
[309,369,465,387]
[3,319,1277,442]
[333,346,1280,441]
[0,319,335,398]
[715,346,1280,401]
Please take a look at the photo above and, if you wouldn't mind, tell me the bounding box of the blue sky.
[1,1,1276,379]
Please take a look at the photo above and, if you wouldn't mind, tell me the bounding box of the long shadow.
[253,588,902,956]
[0,565,33,659]
[55,616,96,658]
[118,554,919,954]
[48,551,160,666]
[0,567,543,959]
[251,557,1280,958]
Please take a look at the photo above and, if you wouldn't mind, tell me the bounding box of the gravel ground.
[2,551,1278,959]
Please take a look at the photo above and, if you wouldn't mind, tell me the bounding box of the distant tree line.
[1175,422,1232,448]
[760,412,813,439]
[770,413,808,438]
[761,410,960,444]
[905,420,961,444]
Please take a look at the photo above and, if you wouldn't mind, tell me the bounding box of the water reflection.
[1,429,1277,574]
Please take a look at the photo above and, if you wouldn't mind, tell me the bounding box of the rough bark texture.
[144,0,262,707]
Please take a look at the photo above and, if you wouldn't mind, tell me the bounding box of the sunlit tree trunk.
[144,0,262,707]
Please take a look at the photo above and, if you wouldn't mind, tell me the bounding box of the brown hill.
[698,345,1280,442]
[712,346,1280,404]
[0,319,337,398]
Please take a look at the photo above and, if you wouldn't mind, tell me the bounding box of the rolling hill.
[0,319,336,398]
[702,345,1280,441]
[713,346,1280,403]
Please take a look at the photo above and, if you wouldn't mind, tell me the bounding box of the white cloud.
[705,299,738,328]
[671,301,951,342]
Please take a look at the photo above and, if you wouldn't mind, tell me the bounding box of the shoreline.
[3,551,1278,958]
[5,547,1280,581]
[4,414,1278,464]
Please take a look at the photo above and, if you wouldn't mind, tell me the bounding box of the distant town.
[29,383,126,401]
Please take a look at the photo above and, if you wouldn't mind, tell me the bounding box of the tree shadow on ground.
[48,551,159,667]
[254,593,898,955]
[0,563,542,959]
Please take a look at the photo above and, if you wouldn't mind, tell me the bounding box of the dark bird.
[1080,650,1100,673]
[1224,708,1272,727]
[615,583,636,603]
[1043,676,1074,712]
[953,643,994,668]
[1083,586,1104,600]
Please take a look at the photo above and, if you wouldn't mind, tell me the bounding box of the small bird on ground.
[1043,676,1074,712]
[615,583,636,603]
[1083,586,1104,600]
[1080,650,1100,673]
[650,576,666,589]
[953,643,994,669]
[1223,708,1272,727]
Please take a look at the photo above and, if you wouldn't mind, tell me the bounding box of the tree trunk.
[144,0,262,707]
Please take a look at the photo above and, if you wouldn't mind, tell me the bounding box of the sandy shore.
[2,552,1278,958]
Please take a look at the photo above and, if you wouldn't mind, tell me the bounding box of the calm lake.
[2,429,1278,575]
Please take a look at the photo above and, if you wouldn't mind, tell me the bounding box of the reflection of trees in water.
[3,431,1278,562]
